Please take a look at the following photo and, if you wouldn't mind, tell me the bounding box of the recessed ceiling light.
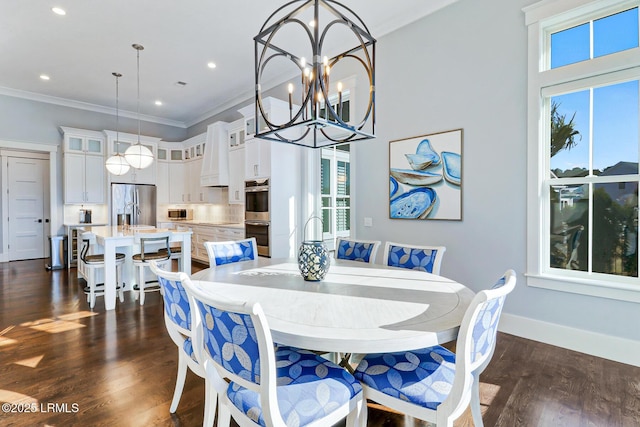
[51,7,66,16]
[207,62,216,69]
[40,74,50,81]
[155,100,163,106]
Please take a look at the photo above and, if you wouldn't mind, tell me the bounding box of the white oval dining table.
[191,258,475,354]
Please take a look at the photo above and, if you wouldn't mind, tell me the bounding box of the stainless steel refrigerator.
[111,183,157,227]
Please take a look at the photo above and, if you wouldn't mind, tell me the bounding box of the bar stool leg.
[138,264,146,306]
[89,268,96,309]
[117,263,125,303]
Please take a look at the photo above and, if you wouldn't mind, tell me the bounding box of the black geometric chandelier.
[254,0,376,148]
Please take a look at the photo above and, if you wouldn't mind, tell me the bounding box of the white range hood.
[200,121,230,187]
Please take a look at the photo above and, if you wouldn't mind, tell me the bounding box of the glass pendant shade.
[106,154,130,175]
[124,144,154,169]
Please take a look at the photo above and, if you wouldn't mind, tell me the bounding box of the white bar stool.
[79,232,126,309]
[132,232,172,305]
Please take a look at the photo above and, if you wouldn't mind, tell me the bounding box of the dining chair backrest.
[149,260,192,336]
[204,237,257,267]
[336,238,381,264]
[134,231,172,261]
[443,269,516,416]
[182,278,283,424]
[383,241,446,275]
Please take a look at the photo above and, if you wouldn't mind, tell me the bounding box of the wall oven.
[245,220,270,257]
[245,179,270,256]
[245,179,269,221]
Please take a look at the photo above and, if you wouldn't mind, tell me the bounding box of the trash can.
[46,235,67,270]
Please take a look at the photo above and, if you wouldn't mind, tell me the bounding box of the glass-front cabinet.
[60,126,105,204]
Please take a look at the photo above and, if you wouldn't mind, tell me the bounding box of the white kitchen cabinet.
[64,134,104,155]
[228,118,246,150]
[187,157,225,204]
[64,152,106,204]
[60,127,105,204]
[185,158,200,202]
[240,98,296,180]
[245,137,271,179]
[191,224,245,264]
[168,161,186,203]
[228,146,245,204]
[193,225,216,263]
[156,160,169,204]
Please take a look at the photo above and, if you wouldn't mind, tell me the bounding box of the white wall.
[353,0,640,359]
[0,95,187,144]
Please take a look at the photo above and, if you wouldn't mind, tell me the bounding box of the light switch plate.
[363,217,373,227]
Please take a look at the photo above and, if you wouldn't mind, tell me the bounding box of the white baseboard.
[499,313,640,367]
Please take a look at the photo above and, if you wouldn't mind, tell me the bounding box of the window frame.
[525,0,640,303]
[321,145,351,247]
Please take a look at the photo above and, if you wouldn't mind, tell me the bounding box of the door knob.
[36,219,43,223]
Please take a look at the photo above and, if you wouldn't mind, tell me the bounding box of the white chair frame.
[149,261,221,419]
[358,270,516,427]
[382,241,447,275]
[335,237,382,264]
[183,278,367,427]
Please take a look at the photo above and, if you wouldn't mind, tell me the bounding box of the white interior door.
[8,157,47,260]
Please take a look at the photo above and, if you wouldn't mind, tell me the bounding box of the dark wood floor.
[1,259,639,427]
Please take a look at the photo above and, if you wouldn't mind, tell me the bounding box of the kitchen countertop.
[80,225,192,239]
[161,220,244,229]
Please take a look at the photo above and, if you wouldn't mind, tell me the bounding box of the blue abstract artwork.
[389,129,462,220]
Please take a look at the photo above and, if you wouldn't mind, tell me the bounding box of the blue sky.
[549,7,639,174]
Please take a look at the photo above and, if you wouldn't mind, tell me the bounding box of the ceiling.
[0,0,456,128]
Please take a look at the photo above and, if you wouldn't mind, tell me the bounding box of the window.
[321,145,351,246]
[320,91,350,123]
[525,0,640,301]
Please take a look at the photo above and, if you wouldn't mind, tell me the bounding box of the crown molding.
[0,86,187,129]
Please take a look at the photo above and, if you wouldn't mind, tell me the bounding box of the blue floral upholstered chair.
[335,238,381,264]
[353,269,516,427]
[182,277,367,427]
[204,237,257,267]
[149,261,226,424]
[382,241,447,275]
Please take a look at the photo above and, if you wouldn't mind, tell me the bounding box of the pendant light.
[105,72,131,176]
[254,0,376,148]
[124,43,154,169]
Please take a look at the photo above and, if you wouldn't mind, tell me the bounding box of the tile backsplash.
[158,203,244,224]
[63,204,109,225]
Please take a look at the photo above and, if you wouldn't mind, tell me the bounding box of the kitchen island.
[79,226,192,310]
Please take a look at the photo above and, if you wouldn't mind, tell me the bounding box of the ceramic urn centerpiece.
[298,216,330,281]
